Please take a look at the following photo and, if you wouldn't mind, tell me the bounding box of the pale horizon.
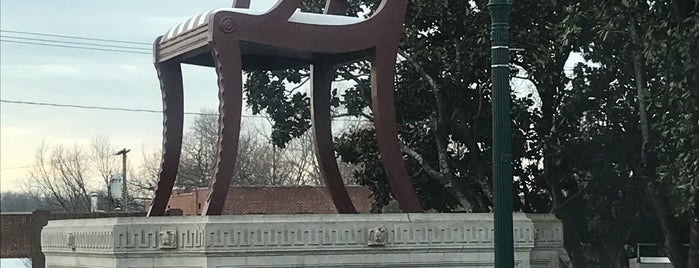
[0,0,236,192]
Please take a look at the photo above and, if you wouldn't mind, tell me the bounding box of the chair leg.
[311,62,357,213]
[148,60,185,217]
[370,46,423,213]
[202,41,244,215]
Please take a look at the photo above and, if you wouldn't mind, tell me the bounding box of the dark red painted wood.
[201,37,244,215]
[148,39,184,216]
[370,45,422,212]
[311,62,357,214]
[152,0,423,215]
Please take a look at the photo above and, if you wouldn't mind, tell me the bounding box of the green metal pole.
[488,0,514,267]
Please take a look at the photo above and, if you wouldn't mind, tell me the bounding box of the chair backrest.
[230,0,406,27]
[232,0,278,10]
[249,0,279,10]
[234,0,350,14]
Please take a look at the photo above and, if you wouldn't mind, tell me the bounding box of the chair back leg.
[370,46,423,213]
[148,61,185,216]
[311,62,357,213]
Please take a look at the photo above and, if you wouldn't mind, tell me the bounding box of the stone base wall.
[41,213,569,268]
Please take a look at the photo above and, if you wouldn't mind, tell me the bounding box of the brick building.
[0,212,31,258]
[159,186,373,215]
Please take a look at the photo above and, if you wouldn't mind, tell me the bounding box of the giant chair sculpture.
[147,0,423,216]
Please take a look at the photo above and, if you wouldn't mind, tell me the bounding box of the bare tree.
[178,110,218,189]
[275,131,321,185]
[235,119,321,186]
[0,191,41,212]
[139,109,360,191]
[24,142,92,212]
[175,111,304,187]
[90,135,118,187]
[233,131,276,185]
[128,147,162,203]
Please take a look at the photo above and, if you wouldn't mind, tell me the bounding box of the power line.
[0,156,113,172]
[0,99,215,116]
[0,156,97,171]
[1,35,151,51]
[0,162,71,171]
[0,29,152,45]
[0,29,151,55]
[0,40,151,55]
[0,163,46,171]
[0,99,370,122]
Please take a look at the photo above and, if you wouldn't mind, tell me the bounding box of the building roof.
[165,185,372,215]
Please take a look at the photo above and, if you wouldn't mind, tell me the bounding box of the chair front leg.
[311,62,357,213]
[148,60,185,217]
[201,37,244,216]
[370,46,423,213]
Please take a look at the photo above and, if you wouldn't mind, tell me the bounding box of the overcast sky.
[0,1,582,193]
[0,0,242,191]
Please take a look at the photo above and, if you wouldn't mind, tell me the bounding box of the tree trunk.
[600,246,628,268]
[601,229,635,268]
[629,22,688,268]
[613,249,628,268]
[399,50,453,182]
[689,202,699,268]
[557,206,588,267]
[649,192,688,268]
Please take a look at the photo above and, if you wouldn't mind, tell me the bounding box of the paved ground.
[1,258,28,268]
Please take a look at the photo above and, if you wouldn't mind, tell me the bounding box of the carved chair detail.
[148,0,423,217]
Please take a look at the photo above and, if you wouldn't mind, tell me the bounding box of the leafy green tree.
[562,0,698,266]
[244,2,621,265]
[240,0,697,266]
[643,2,699,266]
[511,1,655,265]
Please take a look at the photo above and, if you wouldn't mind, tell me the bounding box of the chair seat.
[160,8,364,44]
[148,0,422,217]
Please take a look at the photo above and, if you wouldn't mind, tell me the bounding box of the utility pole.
[115,148,131,212]
[488,0,514,267]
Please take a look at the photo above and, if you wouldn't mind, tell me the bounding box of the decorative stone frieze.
[42,213,569,268]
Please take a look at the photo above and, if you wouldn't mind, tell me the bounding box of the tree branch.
[401,143,472,211]
[398,50,452,177]
[398,50,440,92]
[400,144,448,185]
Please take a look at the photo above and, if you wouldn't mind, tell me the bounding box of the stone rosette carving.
[159,230,178,249]
[367,227,387,247]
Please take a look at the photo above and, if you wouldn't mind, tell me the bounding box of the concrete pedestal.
[41,213,569,268]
